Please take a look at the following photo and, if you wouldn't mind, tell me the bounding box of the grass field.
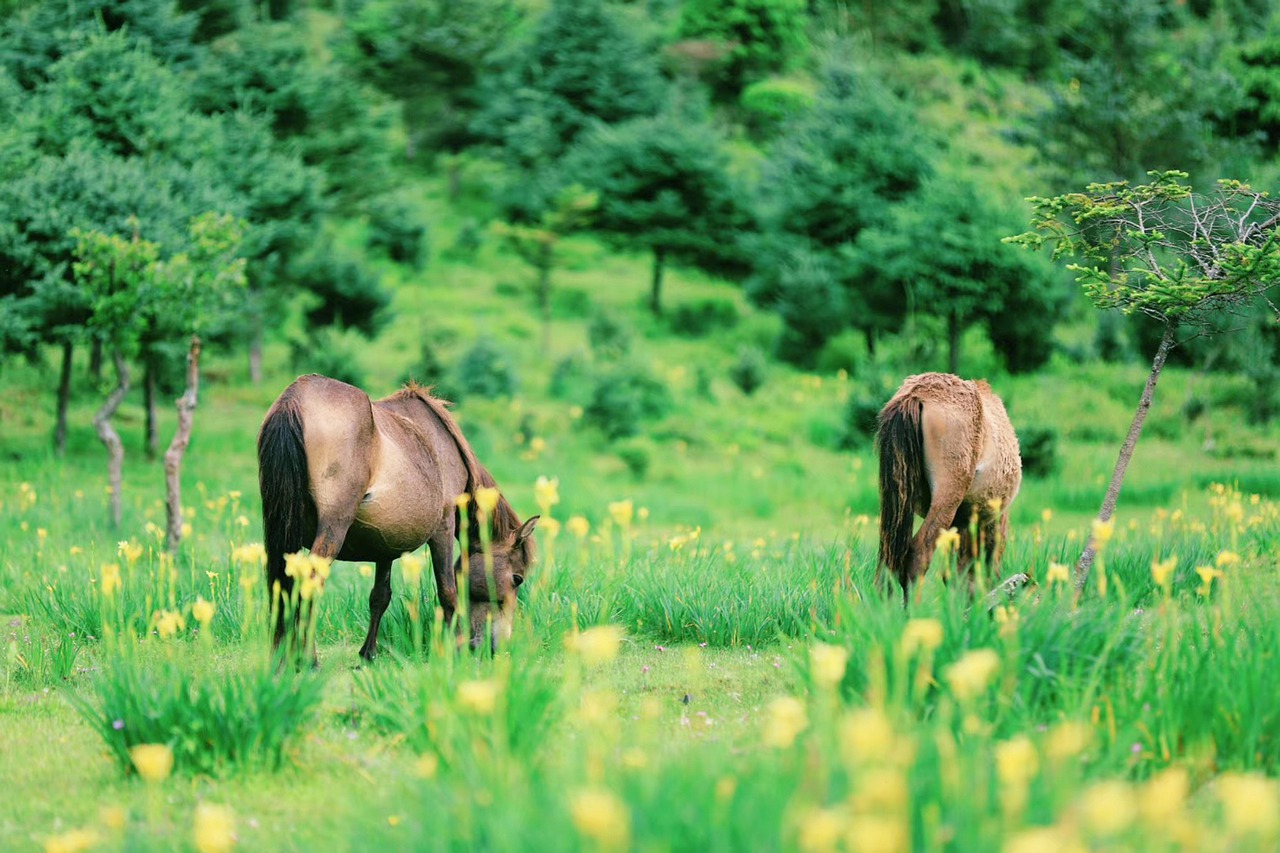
[3,207,1280,851]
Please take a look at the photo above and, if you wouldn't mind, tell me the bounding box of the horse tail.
[257,394,314,594]
[875,395,927,588]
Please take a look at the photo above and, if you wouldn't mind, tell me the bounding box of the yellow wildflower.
[569,788,630,851]
[1139,767,1188,828]
[945,649,1000,702]
[566,625,624,667]
[191,598,215,628]
[809,643,849,688]
[1004,826,1084,853]
[358,564,374,579]
[608,499,634,527]
[1195,566,1223,595]
[1090,518,1114,548]
[457,679,501,715]
[567,516,590,539]
[534,476,560,514]
[540,517,562,539]
[414,753,439,779]
[1045,721,1091,762]
[995,735,1038,787]
[129,743,174,783]
[192,802,236,853]
[99,805,127,832]
[118,540,144,565]
[1041,508,1053,523]
[400,551,426,588]
[987,497,1003,514]
[1217,772,1279,836]
[154,610,186,640]
[1215,550,1241,569]
[231,543,266,566]
[1077,780,1136,836]
[844,815,907,853]
[762,696,808,749]
[474,486,500,516]
[839,707,896,766]
[454,492,471,510]
[935,528,961,554]
[43,829,100,853]
[1151,556,1177,590]
[1046,562,1069,586]
[797,807,846,853]
[900,618,944,657]
[100,563,121,598]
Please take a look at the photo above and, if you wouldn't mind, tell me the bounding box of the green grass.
[4,188,1280,850]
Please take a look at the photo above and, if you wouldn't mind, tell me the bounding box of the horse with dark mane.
[257,374,538,658]
[876,372,1021,599]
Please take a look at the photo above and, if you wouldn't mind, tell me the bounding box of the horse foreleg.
[428,533,458,627]
[358,559,393,661]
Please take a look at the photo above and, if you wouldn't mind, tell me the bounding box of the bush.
[452,338,517,401]
[615,438,653,480]
[740,77,817,137]
[365,193,429,268]
[1018,425,1060,478]
[549,350,593,401]
[585,362,672,440]
[588,310,632,360]
[444,218,484,260]
[729,346,767,395]
[667,298,739,337]
[297,249,391,338]
[290,329,367,388]
[839,374,895,449]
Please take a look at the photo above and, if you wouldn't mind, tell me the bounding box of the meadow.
[3,220,1280,852]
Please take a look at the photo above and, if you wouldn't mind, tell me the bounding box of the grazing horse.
[257,374,538,658]
[875,372,1021,597]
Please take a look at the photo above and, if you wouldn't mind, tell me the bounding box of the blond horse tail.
[875,396,928,591]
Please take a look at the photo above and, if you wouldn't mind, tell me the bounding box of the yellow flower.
[797,807,846,853]
[1046,562,1069,586]
[1004,826,1084,853]
[99,563,121,598]
[540,517,562,539]
[358,564,374,579]
[762,696,808,748]
[567,516,590,539]
[935,528,961,554]
[838,707,896,766]
[231,544,266,567]
[99,805,127,832]
[191,597,215,628]
[844,815,907,853]
[900,618,944,657]
[809,643,849,688]
[987,497,1003,514]
[1090,518,1115,548]
[995,735,1038,786]
[457,679,501,715]
[154,610,186,640]
[1139,767,1188,827]
[1215,550,1241,569]
[414,752,439,779]
[608,499,634,527]
[1216,772,1279,836]
[1195,566,1223,595]
[569,788,630,851]
[1041,508,1053,523]
[1077,780,1136,836]
[117,540,144,565]
[474,486,501,516]
[1151,556,1177,589]
[454,492,471,510]
[566,625,624,667]
[1045,721,1091,762]
[192,802,236,853]
[944,649,1000,702]
[400,551,426,587]
[534,476,560,514]
[129,743,174,783]
[43,829,100,853]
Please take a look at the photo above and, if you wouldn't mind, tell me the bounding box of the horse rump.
[875,395,928,590]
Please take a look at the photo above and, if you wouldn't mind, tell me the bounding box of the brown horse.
[257,374,538,658]
[875,372,1021,598]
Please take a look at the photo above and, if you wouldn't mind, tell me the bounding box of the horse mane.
[394,383,527,551]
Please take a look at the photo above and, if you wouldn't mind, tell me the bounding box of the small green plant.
[584,362,671,440]
[365,192,429,268]
[588,310,632,360]
[452,337,517,400]
[728,345,766,395]
[1018,425,1060,478]
[668,298,739,337]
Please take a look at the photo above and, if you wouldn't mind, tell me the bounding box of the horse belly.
[348,489,445,557]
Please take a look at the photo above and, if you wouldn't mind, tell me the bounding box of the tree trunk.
[144,358,158,460]
[54,339,73,456]
[1075,324,1177,590]
[948,310,961,375]
[650,247,666,316]
[88,337,103,383]
[93,351,131,529]
[165,337,201,552]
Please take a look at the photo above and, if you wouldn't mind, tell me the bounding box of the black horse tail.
[875,395,928,591]
[257,395,314,600]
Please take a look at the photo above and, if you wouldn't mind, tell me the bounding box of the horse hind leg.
[358,559,393,662]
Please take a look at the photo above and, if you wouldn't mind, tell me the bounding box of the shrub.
[616,438,653,480]
[1018,425,1060,478]
[729,346,767,395]
[297,249,391,338]
[445,218,484,260]
[452,338,517,401]
[585,362,672,440]
[365,193,429,268]
[740,77,816,137]
[839,375,894,449]
[290,329,367,388]
[588,310,632,360]
[667,298,739,337]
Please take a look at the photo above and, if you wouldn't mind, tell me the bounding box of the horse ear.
[515,515,540,545]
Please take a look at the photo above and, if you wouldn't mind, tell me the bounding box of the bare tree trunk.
[165,337,201,552]
[1075,324,1177,590]
[650,247,666,316]
[54,339,73,456]
[144,357,158,460]
[93,351,130,529]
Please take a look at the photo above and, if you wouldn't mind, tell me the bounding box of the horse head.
[458,515,539,651]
